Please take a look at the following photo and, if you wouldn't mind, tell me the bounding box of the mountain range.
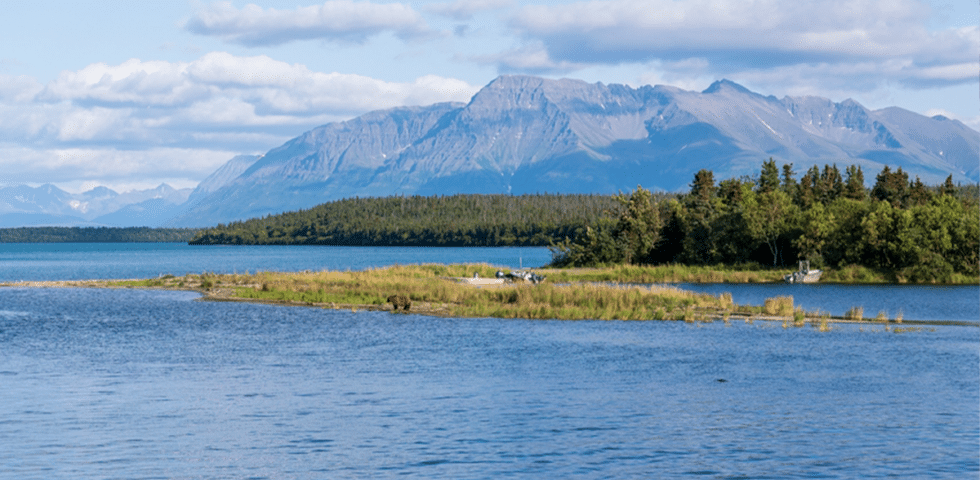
[0,183,192,228]
[5,76,978,228]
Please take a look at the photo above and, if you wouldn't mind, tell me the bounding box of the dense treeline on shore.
[551,160,979,283]
[0,227,200,243]
[190,194,624,247]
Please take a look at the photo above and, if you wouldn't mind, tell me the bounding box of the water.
[677,283,980,323]
[0,243,554,281]
[0,288,976,479]
[0,244,977,478]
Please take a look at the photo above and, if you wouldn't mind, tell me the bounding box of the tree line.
[550,160,979,282]
[0,227,199,243]
[189,194,623,247]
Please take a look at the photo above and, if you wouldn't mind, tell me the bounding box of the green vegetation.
[764,296,795,317]
[190,194,622,246]
[101,264,954,328]
[550,160,979,284]
[0,227,199,243]
[104,264,772,321]
[845,306,864,321]
[185,159,978,284]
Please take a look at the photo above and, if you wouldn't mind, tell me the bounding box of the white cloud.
[425,0,513,21]
[0,53,480,190]
[505,0,978,88]
[0,145,234,192]
[474,43,584,73]
[184,1,433,46]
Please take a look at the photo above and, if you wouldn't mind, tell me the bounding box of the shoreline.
[3,277,975,328]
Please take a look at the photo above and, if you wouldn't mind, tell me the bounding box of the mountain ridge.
[168,75,978,227]
[1,75,975,228]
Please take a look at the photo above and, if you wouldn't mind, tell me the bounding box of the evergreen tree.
[718,178,746,207]
[871,166,909,207]
[907,177,932,206]
[941,175,957,196]
[689,169,716,203]
[843,165,866,200]
[796,165,820,208]
[812,164,844,204]
[758,158,780,194]
[781,162,797,198]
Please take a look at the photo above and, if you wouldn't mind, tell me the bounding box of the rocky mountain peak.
[163,75,978,227]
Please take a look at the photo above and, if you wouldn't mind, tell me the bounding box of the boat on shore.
[784,260,822,283]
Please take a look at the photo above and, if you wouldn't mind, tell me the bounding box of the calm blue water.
[0,244,978,478]
[0,288,976,479]
[676,283,980,323]
[0,243,554,281]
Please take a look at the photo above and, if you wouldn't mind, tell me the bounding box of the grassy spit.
[5,263,967,327]
[106,264,740,321]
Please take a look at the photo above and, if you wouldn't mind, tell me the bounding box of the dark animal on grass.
[387,294,411,311]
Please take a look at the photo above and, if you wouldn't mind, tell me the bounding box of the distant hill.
[0,183,193,228]
[169,75,979,227]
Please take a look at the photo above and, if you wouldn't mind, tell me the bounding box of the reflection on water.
[0,288,977,479]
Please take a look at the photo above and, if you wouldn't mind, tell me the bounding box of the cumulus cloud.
[0,53,480,190]
[505,0,978,88]
[475,42,585,73]
[424,0,513,21]
[184,1,433,45]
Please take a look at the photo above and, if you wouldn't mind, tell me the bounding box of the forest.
[551,161,979,282]
[189,194,621,247]
[189,161,978,282]
[0,227,199,243]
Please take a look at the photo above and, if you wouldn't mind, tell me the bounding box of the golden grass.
[845,306,864,321]
[111,263,746,322]
[764,296,794,317]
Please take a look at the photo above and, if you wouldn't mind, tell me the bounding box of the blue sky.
[0,0,976,193]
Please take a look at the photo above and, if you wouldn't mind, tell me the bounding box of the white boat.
[784,260,822,283]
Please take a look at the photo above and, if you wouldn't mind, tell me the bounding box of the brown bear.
[387,294,411,311]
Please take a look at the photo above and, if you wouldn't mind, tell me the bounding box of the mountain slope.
[169,75,979,227]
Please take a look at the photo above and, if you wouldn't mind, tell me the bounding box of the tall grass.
[763,296,794,317]
[845,306,864,321]
[145,264,743,322]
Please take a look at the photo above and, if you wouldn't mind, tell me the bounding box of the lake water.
[1,244,978,479]
[0,243,555,281]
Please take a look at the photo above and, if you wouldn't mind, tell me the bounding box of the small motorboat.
[784,260,822,283]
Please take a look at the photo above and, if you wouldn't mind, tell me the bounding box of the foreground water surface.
[0,243,977,478]
[1,288,977,479]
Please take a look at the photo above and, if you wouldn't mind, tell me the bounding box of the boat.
[784,260,822,283]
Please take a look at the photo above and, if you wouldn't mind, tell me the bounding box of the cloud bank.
[184,1,433,45]
[500,0,978,89]
[0,53,479,191]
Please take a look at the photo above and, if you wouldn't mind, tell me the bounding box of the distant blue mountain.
[0,183,192,228]
[170,76,978,227]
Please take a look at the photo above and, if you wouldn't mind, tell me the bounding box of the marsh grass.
[845,306,864,321]
[112,263,912,324]
[147,264,742,321]
[764,296,794,317]
[539,264,787,284]
[793,307,806,327]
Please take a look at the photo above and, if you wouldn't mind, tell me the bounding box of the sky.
[0,0,976,194]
